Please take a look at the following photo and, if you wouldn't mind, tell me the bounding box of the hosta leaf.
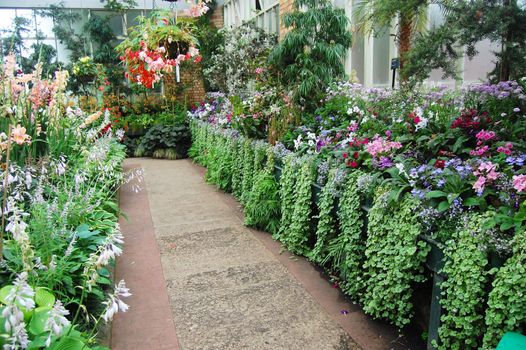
[29,306,52,335]
[35,288,55,308]
[49,336,90,350]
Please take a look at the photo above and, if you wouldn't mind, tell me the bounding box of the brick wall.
[164,63,206,106]
[279,0,295,40]
[210,4,224,29]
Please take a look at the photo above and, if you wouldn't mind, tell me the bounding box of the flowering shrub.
[189,75,526,345]
[203,22,277,97]
[1,54,131,349]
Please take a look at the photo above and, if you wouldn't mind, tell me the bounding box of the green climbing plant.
[483,230,526,349]
[241,140,255,204]
[309,169,338,265]
[231,138,245,199]
[437,213,490,350]
[276,154,298,241]
[282,158,314,255]
[328,171,366,299]
[362,189,430,328]
[244,147,281,235]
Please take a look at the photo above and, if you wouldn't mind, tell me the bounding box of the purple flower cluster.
[505,153,526,167]
[468,81,526,100]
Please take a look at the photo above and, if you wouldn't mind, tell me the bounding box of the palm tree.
[354,0,447,82]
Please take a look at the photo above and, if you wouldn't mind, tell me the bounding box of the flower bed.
[187,79,526,349]
[1,54,131,349]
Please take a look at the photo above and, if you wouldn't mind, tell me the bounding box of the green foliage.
[362,189,430,328]
[408,0,526,82]
[244,147,281,235]
[276,154,298,241]
[231,138,244,198]
[281,159,314,255]
[437,214,490,350]
[38,5,89,62]
[483,230,526,349]
[269,0,352,108]
[1,15,31,58]
[403,25,461,85]
[330,171,366,299]
[240,140,255,204]
[309,169,338,265]
[138,124,190,157]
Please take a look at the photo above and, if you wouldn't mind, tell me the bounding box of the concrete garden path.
[112,158,420,350]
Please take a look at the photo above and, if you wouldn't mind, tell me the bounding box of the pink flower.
[473,176,486,191]
[470,145,489,156]
[513,175,526,192]
[475,129,496,142]
[365,137,402,158]
[11,124,31,145]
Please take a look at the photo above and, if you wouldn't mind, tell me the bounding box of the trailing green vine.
[276,154,297,241]
[329,170,366,299]
[282,158,314,255]
[309,168,338,265]
[437,213,490,350]
[244,147,281,235]
[482,229,526,349]
[231,137,245,199]
[240,140,255,204]
[362,189,430,328]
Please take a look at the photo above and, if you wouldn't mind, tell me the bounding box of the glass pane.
[15,9,35,39]
[373,28,390,85]
[35,13,55,38]
[350,34,364,84]
[0,9,16,35]
[127,10,144,30]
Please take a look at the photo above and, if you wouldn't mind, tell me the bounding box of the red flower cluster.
[434,159,445,169]
[408,112,421,124]
[451,109,491,132]
[121,48,164,89]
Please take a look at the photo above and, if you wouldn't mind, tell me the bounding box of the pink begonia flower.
[149,58,165,72]
[188,47,199,57]
[186,3,209,17]
[513,175,526,192]
[473,176,486,191]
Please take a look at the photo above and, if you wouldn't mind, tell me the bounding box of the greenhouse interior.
[1,0,526,349]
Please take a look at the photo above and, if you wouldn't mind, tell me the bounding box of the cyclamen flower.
[475,130,496,142]
[102,280,132,322]
[513,175,526,192]
[470,145,490,156]
[497,143,513,155]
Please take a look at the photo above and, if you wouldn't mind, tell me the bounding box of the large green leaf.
[425,190,447,199]
[29,306,52,335]
[0,286,13,304]
[35,288,55,308]
[49,336,90,350]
